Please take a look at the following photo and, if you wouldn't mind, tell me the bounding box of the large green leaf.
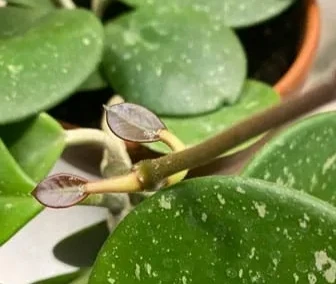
[7,0,55,10]
[90,177,336,283]
[0,114,64,245]
[0,9,104,124]
[119,0,297,28]
[243,111,336,206]
[103,8,246,116]
[0,7,50,39]
[147,80,279,153]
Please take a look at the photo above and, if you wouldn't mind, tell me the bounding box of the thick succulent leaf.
[0,9,104,124]
[147,80,279,153]
[103,7,246,116]
[0,6,50,39]
[0,139,41,245]
[0,114,65,244]
[105,103,166,142]
[90,176,336,284]
[243,111,336,206]
[119,0,297,28]
[32,269,90,284]
[0,113,65,182]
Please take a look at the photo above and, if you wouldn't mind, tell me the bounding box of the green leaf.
[79,70,108,91]
[7,0,56,10]
[243,111,336,206]
[147,80,279,153]
[32,268,90,284]
[103,8,246,116]
[0,113,65,182]
[0,9,104,124]
[119,0,297,28]
[0,7,50,39]
[0,113,64,244]
[90,176,336,284]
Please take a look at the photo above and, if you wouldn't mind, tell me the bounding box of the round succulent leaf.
[243,111,336,206]
[90,176,336,284]
[147,80,279,153]
[105,103,166,142]
[103,7,246,116]
[32,174,89,208]
[0,113,65,244]
[0,9,104,124]
[0,6,50,39]
[119,0,297,28]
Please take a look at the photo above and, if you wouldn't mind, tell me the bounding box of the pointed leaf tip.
[32,174,88,208]
[105,103,166,142]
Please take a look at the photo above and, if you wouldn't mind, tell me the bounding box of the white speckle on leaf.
[201,213,207,222]
[308,273,317,284]
[239,269,243,278]
[135,264,141,280]
[217,193,226,205]
[107,278,115,284]
[182,276,187,284]
[315,250,336,283]
[249,247,256,259]
[5,203,13,209]
[236,186,246,194]
[293,273,299,282]
[7,64,23,75]
[252,201,267,218]
[322,153,336,175]
[82,38,91,46]
[159,195,171,210]
[144,263,152,276]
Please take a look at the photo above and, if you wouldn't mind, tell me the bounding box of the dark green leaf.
[119,0,297,28]
[32,268,90,284]
[0,9,104,124]
[0,114,65,244]
[147,80,279,153]
[103,8,246,116]
[243,111,336,206]
[90,176,336,283]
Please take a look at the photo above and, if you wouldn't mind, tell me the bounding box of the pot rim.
[274,0,320,96]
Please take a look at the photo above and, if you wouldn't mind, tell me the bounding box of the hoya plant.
[1,0,335,283]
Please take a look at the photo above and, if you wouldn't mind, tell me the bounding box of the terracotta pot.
[274,0,320,97]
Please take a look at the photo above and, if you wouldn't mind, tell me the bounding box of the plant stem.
[91,0,112,17]
[159,129,188,185]
[57,0,76,9]
[136,75,336,187]
[84,172,141,193]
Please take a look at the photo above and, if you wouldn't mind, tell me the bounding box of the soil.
[49,0,304,128]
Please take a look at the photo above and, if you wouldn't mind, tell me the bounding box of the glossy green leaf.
[90,176,336,283]
[32,269,90,284]
[0,7,50,39]
[0,113,65,182]
[147,80,279,153]
[120,0,297,28]
[0,9,104,124]
[243,111,336,206]
[103,8,246,116]
[0,114,65,244]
